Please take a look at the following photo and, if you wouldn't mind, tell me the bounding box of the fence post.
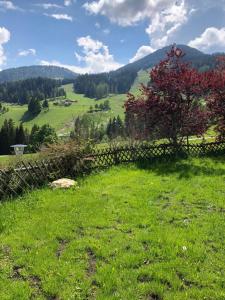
[114,149,119,165]
[187,136,190,155]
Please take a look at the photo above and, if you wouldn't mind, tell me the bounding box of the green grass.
[0,84,126,134]
[0,153,39,168]
[0,157,224,299]
[130,69,150,96]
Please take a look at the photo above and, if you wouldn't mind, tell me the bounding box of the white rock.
[50,178,78,189]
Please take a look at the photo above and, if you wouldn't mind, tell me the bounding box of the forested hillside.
[0,77,66,104]
[0,65,77,83]
[74,69,137,98]
[73,44,223,99]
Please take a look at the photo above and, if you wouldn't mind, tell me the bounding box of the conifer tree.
[42,99,49,110]
[28,98,41,115]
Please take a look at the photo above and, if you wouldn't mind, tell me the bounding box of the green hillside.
[0,84,126,134]
[129,69,150,95]
[0,65,77,83]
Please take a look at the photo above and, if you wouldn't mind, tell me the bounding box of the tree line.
[73,70,137,99]
[0,119,57,155]
[0,103,9,115]
[0,77,66,105]
[89,100,111,113]
[71,114,128,143]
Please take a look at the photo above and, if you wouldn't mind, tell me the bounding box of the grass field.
[0,153,39,168]
[0,157,224,299]
[130,69,150,96]
[0,84,126,134]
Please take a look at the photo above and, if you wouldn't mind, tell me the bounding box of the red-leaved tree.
[125,46,209,145]
[207,56,225,141]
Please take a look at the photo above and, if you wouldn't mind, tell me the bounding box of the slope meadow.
[0,84,126,133]
[0,157,224,299]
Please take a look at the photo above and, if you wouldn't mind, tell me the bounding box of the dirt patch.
[137,274,152,283]
[11,265,25,280]
[28,275,59,300]
[29,275,42,291]
[142,241,149,251]
[73,226,85,237]
[147,293,162,300]
[56,238,69,258]
[176,271,201,289]
[86,247,97,277]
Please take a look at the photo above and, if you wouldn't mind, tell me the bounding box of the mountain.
[116,44,216,74]
[0,65,78,83]
[74,44,219,98]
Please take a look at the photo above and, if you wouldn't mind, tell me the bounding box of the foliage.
[0,119,29,155]
[40,139,92,161]
[0,119,57,154]
[29,124,58,151]
[125,46,209,145]
[0,77,66,104]
[74,70,137,98]
[72,113,126,143]
[106,115,125,140]
[72,114,106,143]
[89,100,111,113]
[42,98,49,110]
[40,139,93,173]
[0,158,224,298]
[0,103,9,115]
[28,98,42,116]
[207,56,225,140]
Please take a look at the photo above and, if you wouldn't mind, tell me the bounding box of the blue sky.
[0,0,225,73]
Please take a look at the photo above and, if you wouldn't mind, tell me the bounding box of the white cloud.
[83,0,157,26]
[64,0,75,6]
[145,0,189,49]
[103,28,110,35]
[40,60,87,74]
[129,45,155,63]
[0,0,19,10]
[44,13,73,21]
[35,3,62,9]
[0,27,10,44]
[75,36,122,73]
[0,27,10,66]
[83,0,189,29]
[18,48,36,57]
[77,36,104,54]
[40,35,122,74]
[84,0,192,51]
[95,22,100,29]
[188,27,225,52]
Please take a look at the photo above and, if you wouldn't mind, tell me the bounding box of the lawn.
[0,153,39,168]
[0,157,224,299]
[0,84,126,134]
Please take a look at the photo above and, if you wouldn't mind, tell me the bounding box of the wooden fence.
[0,141,225,201]
[87,141,225,168]
[0,155,82,201]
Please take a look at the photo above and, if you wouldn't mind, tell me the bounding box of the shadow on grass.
[135,155,225,179]
[20,111,37,123]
